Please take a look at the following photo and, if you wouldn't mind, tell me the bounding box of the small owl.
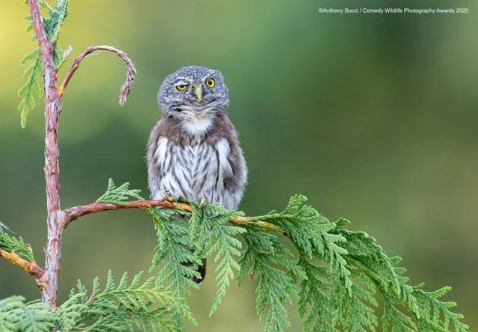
[147,66,248,283]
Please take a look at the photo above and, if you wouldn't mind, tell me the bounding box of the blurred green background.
[1,0,477,330]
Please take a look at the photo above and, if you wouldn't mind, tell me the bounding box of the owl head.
[158,66,229,121]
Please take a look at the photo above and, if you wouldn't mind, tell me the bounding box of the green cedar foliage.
[0,223,34,261]
[65,270,191,332]
[0,179,470,331]
[96,180,469,332]
[19,0,69,128]
[0,272,190,332]
[97,178,143,205]
[0,296,55,332]
[193,203,246,316]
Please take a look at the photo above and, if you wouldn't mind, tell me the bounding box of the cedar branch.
[0,248,45,279]
[28,0,63,306]
[58,45,137,105]
[27,0,137,306]
[63,200,286,234]
[0,248,47,293]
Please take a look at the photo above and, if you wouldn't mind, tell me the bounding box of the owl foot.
[160,193,176,203]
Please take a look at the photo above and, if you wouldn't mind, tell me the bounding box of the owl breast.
[151,136,238,209]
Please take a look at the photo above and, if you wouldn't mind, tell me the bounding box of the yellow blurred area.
[0,0,477,331]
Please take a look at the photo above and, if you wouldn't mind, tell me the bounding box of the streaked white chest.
[152,137,232,205]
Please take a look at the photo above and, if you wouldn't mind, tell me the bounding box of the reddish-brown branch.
[63,200,286,234]
[0,248,48,292]
[0,248,45,279]
[27,1,137,307]
[58,45,137,105]
[64,200,191,224]
[28,0,64,307]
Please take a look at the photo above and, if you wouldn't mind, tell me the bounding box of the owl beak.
[193,84,203,101]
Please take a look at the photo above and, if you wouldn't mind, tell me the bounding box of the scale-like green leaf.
[0,224,34,261]
[18,0,69,127]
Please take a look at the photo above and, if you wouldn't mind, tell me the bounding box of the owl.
[147,66,248,283]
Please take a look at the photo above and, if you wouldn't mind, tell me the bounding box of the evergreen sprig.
[149,207,201,296]
[93,180,469,332]
[0,296,55,332]
[238,231,299,332]
[199,204,246,316]
[19,0,69,128]
[1,180,467,331]
[98,180,200,326]
[0,223,34,261]
[67,270,191,331]
[96,178,144,205]
[0,272,191,332]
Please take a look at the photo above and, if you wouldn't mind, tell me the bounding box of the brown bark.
[58,45,136,105]
[63,199,286,234]
[25,1,138,307]
[0,248,45,280]
[0,247,48,293]
[28,0,64,307]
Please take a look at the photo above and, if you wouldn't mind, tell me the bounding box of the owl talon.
[161,193,175,203]
[200,198,208,208]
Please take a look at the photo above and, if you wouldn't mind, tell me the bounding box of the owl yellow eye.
[206,77,215,88]
[176,84,188,91]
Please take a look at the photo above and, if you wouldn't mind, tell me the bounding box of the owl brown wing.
[147,120,164,198]
[221,127,248,210]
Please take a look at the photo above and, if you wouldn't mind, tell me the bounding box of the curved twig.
[58,45,137,105]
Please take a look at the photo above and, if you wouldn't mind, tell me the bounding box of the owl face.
[158,66,229,122]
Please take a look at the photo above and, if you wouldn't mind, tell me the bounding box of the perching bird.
[147,66,248,283]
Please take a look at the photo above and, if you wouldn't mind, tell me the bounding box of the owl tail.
[177,215,208,283]
[182,255,207,284]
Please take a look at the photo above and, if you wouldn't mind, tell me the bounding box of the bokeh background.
[1,0,477,330]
